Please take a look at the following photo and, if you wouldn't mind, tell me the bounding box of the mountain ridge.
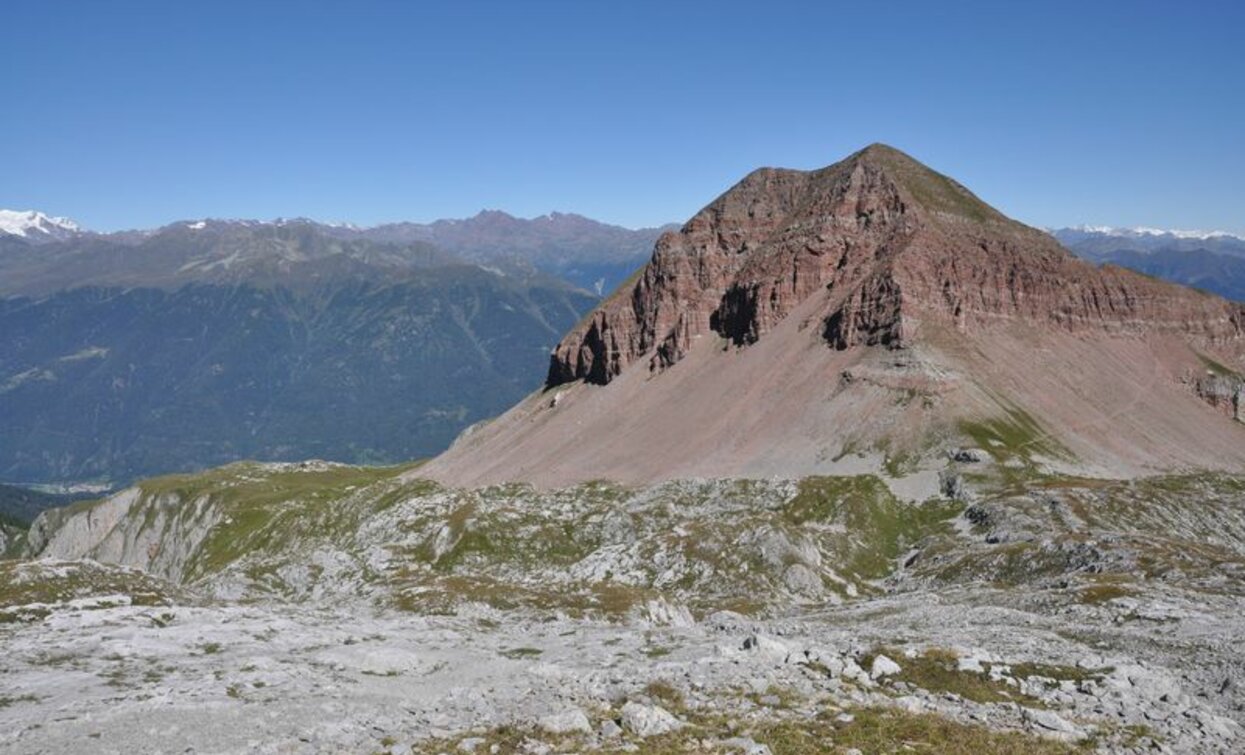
[0,209,668,297]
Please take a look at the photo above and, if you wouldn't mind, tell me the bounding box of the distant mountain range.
[341,210,675,295]
[0,210,672,296]
[0,210,664,491]
[1051,227,1245,302]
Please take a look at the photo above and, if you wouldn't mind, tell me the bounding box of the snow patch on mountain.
[0,209,82,240]
[1065,225,1243,241]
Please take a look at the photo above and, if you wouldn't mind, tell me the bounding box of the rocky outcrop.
[26,487,223,582]
[1195,373,1244,422]
[548,144,1245,388]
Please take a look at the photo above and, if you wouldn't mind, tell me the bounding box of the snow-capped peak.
[0,209,82,241]
[1066,224,1241,241]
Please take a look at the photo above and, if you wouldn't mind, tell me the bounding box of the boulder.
[1023,708,1085,740]
[538,707,591,735]
[870,654,902,679]
[620,701,683,737]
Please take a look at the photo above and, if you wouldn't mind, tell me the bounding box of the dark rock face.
[548,144,1245,388]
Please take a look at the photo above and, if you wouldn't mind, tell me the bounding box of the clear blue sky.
[3,0,1242,233]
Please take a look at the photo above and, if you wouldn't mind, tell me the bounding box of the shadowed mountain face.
[0,220,603,489]
[424,144,1245,488]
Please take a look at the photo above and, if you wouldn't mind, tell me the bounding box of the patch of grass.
[0,560,182,611]
[199,642,222,655]
[410,703,1078,755]
[182,463,429,581]
[829,706,1078,754]
[926,539,1092,587]
[427,505,596,574]
[1008,662,1113,684]
[863,646,1044,707]
[958,406,1073,466]
[1077,583,1133,604]
[1120,723,1160,747]
[498,647,543,660]
[642,680,684,710]
[0,694,37,709]
[784,476,962,583]
[747,684,802,710]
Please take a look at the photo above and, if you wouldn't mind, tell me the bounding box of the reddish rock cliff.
[548,144,1245,388]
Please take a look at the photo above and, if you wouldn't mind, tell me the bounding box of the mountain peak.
[425,146,1245,489]
[841,143,1006,224]
[850,141,912,163]
[0,209,82,242]
[541,144,1243,389]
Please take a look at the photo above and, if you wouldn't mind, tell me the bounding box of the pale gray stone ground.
[2,580,1242,754]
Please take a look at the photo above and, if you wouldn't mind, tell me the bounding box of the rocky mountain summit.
[549,144,1243,385]
[426,145,1245,487]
